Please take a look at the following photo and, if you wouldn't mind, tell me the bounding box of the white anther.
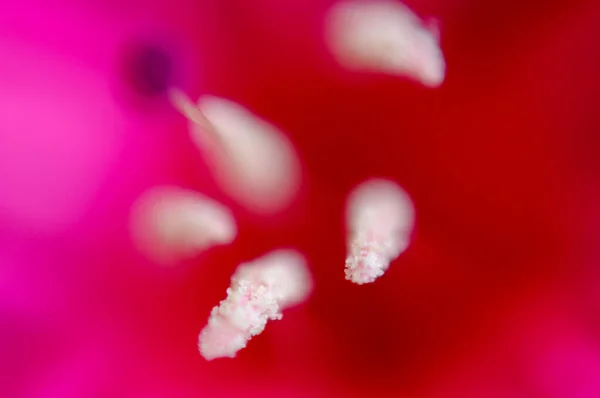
[130,185,237,265]
[345,178,415,284]
[325,0,446,87]
[199,249,312,360]
[170,89,302,214]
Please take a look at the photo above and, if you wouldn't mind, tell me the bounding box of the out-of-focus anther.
[345,178,415,284]
[198,249,312,360]
[169,88,302,214]
[130,185,237,265]
[325,0,446,87]
[168,88,213,131]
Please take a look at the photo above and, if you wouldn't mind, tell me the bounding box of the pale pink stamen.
[130,186,237,265]
[345,178,415,284]
[325,0,446,87]
[169,89,302,214]
[199,249,312,360]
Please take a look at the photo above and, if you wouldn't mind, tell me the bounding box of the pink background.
[1,0,600,397]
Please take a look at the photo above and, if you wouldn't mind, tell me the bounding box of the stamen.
[130,186,237,265]
[325,0,446,87]
[169,89,302,214]
[345,179,415,284]
[199,249,312,360]
[168,89,213,131]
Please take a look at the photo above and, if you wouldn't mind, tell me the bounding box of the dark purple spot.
[124,44,173,97]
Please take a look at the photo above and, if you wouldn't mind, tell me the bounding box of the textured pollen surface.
[345,179,415,284]
[325,0,446,87]
[345,240,391,284]
[199,280,282,360]
[199,250,312,360]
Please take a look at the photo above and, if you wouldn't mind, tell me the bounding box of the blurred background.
[1,0,600,397]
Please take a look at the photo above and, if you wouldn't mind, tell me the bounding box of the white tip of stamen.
[170,89,302,214]
[130,186,237,265]
[325,0,446,87]
[233,250,313,309]
[345,178,415,284]
[199,249,312,360]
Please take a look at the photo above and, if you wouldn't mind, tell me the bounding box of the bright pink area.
[0,38,122,233]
